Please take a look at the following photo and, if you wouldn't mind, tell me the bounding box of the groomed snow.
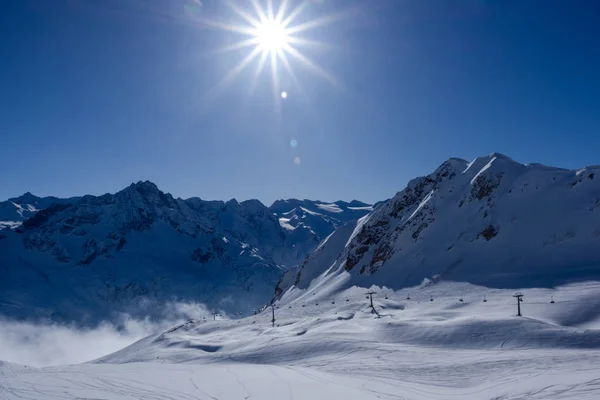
[3,281,600,399]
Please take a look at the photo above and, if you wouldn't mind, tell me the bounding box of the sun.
[205,0,342,102]
[254,19,289,53]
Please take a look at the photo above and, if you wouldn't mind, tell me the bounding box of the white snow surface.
[3,281,600,399]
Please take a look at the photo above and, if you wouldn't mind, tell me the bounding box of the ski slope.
[3,281,600,399]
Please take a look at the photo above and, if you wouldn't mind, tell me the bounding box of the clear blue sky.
[1,0,599,205]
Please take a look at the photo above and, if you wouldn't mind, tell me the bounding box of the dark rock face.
[345,168,447,275]
[479,225,499,241]
[51,246,72,263]
[191,238,227,265]
[116,237,127,252]
[471,173,502,201]
[79,238,109,265]
[20,203,73,231]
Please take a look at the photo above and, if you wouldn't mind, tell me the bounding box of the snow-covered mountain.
[5,156,600,400]
[0,182,368,323]
[275,153,600,300]
[0,193,78,230]
[269,199,373,262]
[270,199,373,238]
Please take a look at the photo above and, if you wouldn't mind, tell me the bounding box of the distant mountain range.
[0,183,371,323]
[6,152,600,325]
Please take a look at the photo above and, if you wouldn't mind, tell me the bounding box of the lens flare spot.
[281,91,288,99]
[290,139,298,147]
[294,156,301,165]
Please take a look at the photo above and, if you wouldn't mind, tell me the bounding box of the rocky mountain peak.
[240,199,266,210]
[115,180,176,210]
[274,153,600,302]
[346,200,371,208]
[226,198,241,207]
[12,192,40,204]
[125,180,163,197]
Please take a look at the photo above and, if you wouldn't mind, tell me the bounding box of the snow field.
[3,281,600,399]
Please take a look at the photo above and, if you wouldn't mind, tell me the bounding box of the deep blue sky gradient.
[1,0,599,204]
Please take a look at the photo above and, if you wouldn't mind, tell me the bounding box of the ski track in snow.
[3,281,600,399]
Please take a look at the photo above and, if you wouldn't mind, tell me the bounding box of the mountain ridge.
[0,182,371,324]
[274,153,600,303]
[5,153,600,324]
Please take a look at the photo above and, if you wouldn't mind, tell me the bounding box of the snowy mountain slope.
[275,153,600,300]
[5,281,600,399]
[270,199,372,239]
[0,183,286,323]
[0,193,78,230]
[269,199,372,266]
[273,220,359,301]
[0,181,371,324]
[101,281,600,362]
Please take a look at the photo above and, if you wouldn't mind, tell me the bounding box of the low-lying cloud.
[0,302,215,367]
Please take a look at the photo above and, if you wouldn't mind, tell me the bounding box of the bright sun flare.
[205,0,342,102]
[254,19,289,53]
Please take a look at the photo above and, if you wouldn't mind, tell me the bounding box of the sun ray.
[278,49,304,97]
[203,19,257,36]
[76,0,207,30]
[266,0,275,21]
[205,0,343,103]
[275,0,290,24]
[224,0,262,28]
[214,37,260,55]
[270,49,281,107]
[285,11,349,36]
[248,50,270,96]
[280,1,310,28]
[286,36,331,51]
[207,46,263,97]
[278,48,322,127]
[251,0,268,23]
[283,43,339,86]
